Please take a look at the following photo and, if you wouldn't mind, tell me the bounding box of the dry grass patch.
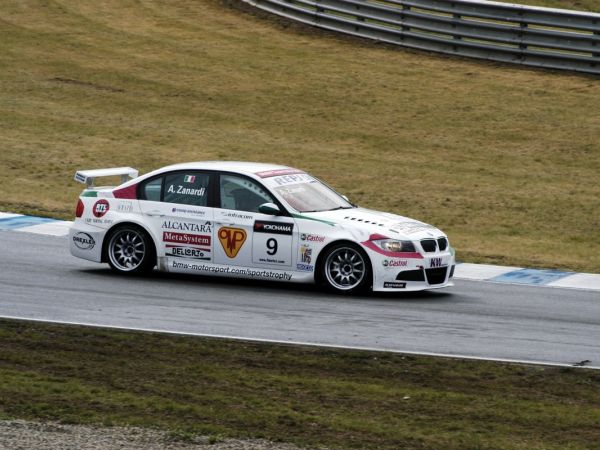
[0,0,599,271]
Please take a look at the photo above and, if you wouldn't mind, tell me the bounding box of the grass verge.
[0,0,599,272]
[0,319,599,449]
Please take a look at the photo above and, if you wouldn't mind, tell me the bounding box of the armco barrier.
[242,0,600,74]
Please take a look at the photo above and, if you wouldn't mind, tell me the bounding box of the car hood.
[299,207,446,241]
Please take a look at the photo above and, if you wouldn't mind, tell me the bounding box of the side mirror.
[258,203,281,215]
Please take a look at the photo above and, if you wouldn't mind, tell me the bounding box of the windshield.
[268,174,354,213]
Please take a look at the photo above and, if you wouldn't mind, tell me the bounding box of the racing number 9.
[266,238,278,255]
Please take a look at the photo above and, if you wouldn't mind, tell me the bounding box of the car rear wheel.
[106,225,155,275]
[321,243,371,294]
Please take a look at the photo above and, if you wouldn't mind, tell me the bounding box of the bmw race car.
[70,162,455,293]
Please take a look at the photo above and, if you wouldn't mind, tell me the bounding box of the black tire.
[105,225,156,275]
[319,243,372,294]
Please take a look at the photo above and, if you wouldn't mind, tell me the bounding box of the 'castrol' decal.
[218,227,247,258]
[93,199,109,218]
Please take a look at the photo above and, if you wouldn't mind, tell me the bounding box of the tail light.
[75,199,84,218]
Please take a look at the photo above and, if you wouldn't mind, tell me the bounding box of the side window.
[142,177,162,201]
[220,174,275,213]
[164,172,210,206]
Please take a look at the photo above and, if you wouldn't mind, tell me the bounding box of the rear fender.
[101,220,157,263]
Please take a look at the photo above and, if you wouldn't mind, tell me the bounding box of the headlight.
[372,239,416,253]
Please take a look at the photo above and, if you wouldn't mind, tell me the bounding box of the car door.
[138,170,214,263]
[213,172,297,269]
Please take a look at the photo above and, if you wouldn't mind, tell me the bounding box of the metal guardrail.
[242,0,600,74]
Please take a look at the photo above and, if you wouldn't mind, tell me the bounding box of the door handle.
[146,210,165,217]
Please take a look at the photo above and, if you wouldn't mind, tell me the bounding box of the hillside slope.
[0,0,599,271]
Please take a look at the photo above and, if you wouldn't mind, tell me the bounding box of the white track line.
[1,315,597,370]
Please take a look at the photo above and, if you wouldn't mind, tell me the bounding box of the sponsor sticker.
[296,263,314,272]
[117,201,133,213]
[430,257,444,268]
[254,220,293,235]
[382,259,408,267]
[300,233,325,243]
[271,173,315,186]
[300,245,312,264]
[255,168,305,178]
[171,260,293,281]
[218,227,247,258]
[258,257,286,264]
[93,199,109,218]
[390,222,436,234]
[72,232,96,250]
[162,220,212,233]
[384,282,407,289]
[218,211,253,221]
[166,245,210,260]
[171,207,206,217]
[163,232,211,247]
[85,217,113,225]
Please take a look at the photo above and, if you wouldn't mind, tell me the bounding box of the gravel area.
[0,420,314,450]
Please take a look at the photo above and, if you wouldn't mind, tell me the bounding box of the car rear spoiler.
[74,167,139,188]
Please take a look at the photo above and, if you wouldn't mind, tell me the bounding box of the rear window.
[143,177,162,201]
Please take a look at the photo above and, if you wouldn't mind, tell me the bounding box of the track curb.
[2,211,599,291]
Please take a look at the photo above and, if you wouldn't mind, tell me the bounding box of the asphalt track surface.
[1,231,599,368]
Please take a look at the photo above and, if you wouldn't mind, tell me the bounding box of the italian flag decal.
[184,175,196,183]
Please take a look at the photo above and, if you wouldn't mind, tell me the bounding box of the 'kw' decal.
[430,257,443,268]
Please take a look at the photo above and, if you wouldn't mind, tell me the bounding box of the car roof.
[155,161,298,177]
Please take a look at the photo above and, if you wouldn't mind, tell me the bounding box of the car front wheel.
[106,225,155,275]
[320,243,371,294]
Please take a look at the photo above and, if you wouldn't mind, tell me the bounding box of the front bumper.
[369,249,456,292]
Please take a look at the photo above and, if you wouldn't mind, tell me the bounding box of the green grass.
[0,319,599,449]
[0,0,599,272]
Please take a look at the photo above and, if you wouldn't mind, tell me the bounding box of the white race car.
[70,162,455,293]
